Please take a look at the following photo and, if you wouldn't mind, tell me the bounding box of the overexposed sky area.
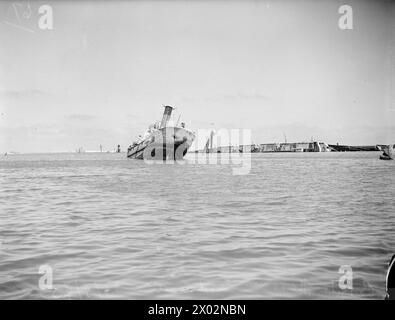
[0,0,394,152]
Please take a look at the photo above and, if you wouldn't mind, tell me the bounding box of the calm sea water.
[0,152,394,299]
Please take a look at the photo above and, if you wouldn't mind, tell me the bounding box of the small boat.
[127,106,195,160]
[385,254,395,300]
[380,155,393,160]
[379,144,394,160]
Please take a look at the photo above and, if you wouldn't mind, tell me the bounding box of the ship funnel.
[160,105,174,128]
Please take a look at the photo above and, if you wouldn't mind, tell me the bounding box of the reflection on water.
[0,152,394,299]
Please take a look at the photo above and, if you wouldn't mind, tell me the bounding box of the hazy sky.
[0,0,394,152]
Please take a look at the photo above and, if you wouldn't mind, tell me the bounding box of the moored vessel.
[380,144,394,160]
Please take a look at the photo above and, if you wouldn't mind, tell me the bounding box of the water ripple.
[0,152,394,299]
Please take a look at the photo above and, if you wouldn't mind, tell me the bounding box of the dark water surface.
[0,152,394,299]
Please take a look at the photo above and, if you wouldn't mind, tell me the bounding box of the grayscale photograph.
[0,0,394,303]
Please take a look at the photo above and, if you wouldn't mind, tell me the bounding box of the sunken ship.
[127,106,195,160]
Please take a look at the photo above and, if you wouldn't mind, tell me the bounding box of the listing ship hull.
[127,127,195,160]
